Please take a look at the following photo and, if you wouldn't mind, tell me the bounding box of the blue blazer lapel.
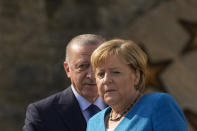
[54,87,86,131]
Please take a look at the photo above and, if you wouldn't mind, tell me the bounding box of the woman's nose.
[103,73,112,84]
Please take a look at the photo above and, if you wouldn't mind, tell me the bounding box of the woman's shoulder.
[87,107,110,131]
[88,107,110,122]
[142,93,187,130]
[142,92,181,110]
[138,92,177,109]
[143,92,174,101]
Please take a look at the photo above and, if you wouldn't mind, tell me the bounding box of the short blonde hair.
[91,39,147,92]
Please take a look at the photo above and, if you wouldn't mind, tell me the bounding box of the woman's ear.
[134,69,140,86]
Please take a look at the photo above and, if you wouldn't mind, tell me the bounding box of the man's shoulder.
[30,86,73,109]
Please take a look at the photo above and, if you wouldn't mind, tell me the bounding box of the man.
[23,34,107,131]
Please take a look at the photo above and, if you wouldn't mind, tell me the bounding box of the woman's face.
[95,55,140,107]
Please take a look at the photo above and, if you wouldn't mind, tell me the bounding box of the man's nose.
[86,67,95,79]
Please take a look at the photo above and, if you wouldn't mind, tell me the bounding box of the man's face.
[64,44,99,102]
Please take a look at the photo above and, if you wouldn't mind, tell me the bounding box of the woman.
[87,39,188,131]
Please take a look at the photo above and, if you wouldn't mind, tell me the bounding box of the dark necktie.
[86,104,101,120]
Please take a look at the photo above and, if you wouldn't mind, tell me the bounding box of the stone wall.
[0,0,197,130]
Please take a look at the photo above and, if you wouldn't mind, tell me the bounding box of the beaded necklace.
[109,94,141,121]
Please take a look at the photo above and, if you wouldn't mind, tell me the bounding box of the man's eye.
[77,64,89,70]
[79,64,85,68]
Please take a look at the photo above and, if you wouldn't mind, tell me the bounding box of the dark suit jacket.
[23,86,86,131]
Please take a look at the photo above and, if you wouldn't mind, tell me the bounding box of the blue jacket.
[87,92,188,131]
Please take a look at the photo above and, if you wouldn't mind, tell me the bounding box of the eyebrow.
[97,67,120,70]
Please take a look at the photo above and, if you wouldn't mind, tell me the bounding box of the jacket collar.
[54,87,86,131]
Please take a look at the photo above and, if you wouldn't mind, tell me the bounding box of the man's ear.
[134,69,140,86]
[64,61,71,78]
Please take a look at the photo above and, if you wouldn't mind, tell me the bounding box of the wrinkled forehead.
[72,43,99,53]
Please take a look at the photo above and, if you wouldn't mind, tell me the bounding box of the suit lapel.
[54,87,86,131]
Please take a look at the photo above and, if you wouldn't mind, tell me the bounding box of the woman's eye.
[112,71,120,74]
[97,72,105,78]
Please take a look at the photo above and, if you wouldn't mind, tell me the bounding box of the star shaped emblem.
[179,20,197,55]
[145,59,171,92]
[184,109,197,129]
[139,44,171,92]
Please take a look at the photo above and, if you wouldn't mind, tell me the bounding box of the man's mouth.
[85,83,96,86]
[105,89,116,93]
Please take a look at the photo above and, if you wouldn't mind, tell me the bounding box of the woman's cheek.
[97,82,104,98]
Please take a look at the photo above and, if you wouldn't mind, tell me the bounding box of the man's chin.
[85,84,97,88]
[85,86,98,94]
[83,90,98,102]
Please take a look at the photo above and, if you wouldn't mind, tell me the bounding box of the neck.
[86,96,98,103]
[113,92,140,113]
[109,93,142,121]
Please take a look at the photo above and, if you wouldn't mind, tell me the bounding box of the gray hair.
[65,34,105,63]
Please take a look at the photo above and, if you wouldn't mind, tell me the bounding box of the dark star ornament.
[139,44,171,92]
[179,20,197,55]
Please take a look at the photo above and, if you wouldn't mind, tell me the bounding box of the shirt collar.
[71,85,106,111]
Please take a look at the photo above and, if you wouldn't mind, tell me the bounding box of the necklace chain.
[109,104,133,121]
[109,94,141,121]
